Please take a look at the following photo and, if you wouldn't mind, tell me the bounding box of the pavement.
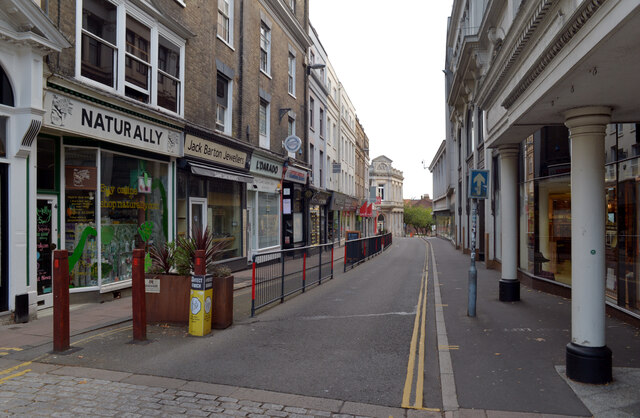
[0,236,638,417]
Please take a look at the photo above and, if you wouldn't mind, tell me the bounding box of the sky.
[309,0,453,200]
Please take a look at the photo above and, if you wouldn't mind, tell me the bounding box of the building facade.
[441,0,640,383]
[369,156,404,237]
[429,140,456,244]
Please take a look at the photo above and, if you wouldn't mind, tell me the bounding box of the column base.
[499,279,520,302]
[566,343,612,384]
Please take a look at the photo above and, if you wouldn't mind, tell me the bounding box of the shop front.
[282,163,310,249]
[329,192,359,244]
[308,188,331,245]
[357,202,374,237]
[179,131,251,271]
[247,152,283,262]
[38,88,181,304]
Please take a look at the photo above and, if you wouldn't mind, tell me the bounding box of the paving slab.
[49,365,132,381]
[121,373,187,389]
[340,401,407,418]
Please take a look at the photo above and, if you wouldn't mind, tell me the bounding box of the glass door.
[36,196,58,309]
[189,197,207,236]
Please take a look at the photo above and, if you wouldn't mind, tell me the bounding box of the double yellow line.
[401,242,439,412]
[0,361,32,385]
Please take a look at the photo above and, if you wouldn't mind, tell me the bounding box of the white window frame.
[288,53,296,97]
[259,99,270,149]
[288,116,296,137]
[319,107,324,138]
[76,0,185,117]
[309,97,314,130]
[217,0,234,48]
[215,73,233,135]
[259,22,271,75]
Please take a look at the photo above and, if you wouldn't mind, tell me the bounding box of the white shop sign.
[44,92,182,157]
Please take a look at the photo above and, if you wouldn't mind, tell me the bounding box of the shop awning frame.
[189,162,253,183]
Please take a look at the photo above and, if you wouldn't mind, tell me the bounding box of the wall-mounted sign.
[283,135,302,154]
[332,162,341,173]
[283,166,308,184]
[44,92,182,157]
[250,155,283,179]
[184,134,247,169]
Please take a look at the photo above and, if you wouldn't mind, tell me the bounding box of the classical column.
[498,145,519,301]
[564,106,612,384]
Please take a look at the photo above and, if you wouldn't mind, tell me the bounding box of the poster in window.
[283,198,292,215]
[65,166,97,190]
[293,212,303,243]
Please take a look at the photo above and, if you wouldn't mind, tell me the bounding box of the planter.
[212,275,233,329]
[145,273,191,324]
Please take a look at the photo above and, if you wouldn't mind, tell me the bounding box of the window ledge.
[217,35,235,51]
[288,92,296,100]
[260,70,272,79]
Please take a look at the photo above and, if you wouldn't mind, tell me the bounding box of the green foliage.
[148,241,177,274]
[175,226,231,275]
[404,205,434,234]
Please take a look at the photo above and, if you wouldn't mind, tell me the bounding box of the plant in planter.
[145,240,192,324]
[174,226,229,275]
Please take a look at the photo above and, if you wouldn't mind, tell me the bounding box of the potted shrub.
[145,241,191,324]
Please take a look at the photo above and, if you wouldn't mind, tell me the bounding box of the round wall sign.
[284,135,302,153]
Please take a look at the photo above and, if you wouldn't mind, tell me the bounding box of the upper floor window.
[288,116,295,137]
[309,51,315,65]
[309,97,315,130]
[259,98,270,149]
[79,0,184,115]
[319,107,324,138]
[260,23,271,74]
[217,0,234,46]
[0,66,14,107]
[216,73,231,134]
[289,0,295,13]
[377,185,385,201]
[477,108,484,144]
[288,53,296,96]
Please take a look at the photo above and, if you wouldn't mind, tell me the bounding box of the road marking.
[0,347,23,351]
[438,345,459,351]
[70,325,133,347]
[401,242,432,410]
[0,362,32,377]
[0,368,32,384]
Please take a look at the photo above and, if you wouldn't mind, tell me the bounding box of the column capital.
[564,106,612,130]
[497,145,519,159]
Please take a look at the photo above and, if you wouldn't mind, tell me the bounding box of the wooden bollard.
[194,250,206,275]
[132,249,146,341]
[53,250,70,352]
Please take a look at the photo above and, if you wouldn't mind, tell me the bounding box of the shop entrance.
[189,197,207,234]
[36,196,58,309]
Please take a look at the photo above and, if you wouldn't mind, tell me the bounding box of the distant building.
[369,156,403,237]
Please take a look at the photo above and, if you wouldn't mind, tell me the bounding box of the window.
[79,0,184,115]
[310,144,315,181]
[288,116,295,137]
[319,107,324,137]
[217,0,233,45]
[1,66,15,107]
[466,108,473,156]
[288,53,296,96]
[289,0,295,13]
[309,50,315,65]
[319,150,324,188]
[260,23,271,74]
[477,108,484,144]
[377,184,385,201]
[216,73,231,134]
[259,99,269,149]
[309,97,315,130]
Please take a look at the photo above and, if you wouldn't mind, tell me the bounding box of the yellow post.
[189,274,213,336]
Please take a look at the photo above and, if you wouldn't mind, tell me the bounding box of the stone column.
[498,145,520,301]
[564,106,612,384]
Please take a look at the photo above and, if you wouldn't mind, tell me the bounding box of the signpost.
[467,169,489,317]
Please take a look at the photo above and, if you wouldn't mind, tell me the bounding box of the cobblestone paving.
[0,368,432,418]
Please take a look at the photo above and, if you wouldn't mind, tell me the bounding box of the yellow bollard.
[189,274,213,336]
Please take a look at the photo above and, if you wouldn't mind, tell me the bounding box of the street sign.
[468,169,489,199]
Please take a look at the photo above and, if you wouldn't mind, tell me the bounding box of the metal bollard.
[53,250,70,352]
[132,249,146,341]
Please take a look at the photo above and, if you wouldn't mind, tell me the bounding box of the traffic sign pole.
[468,198,477,317]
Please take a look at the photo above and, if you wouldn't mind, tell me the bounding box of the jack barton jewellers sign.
[44,91,182,157]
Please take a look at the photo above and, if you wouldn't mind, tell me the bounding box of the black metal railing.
[251,242,336,317]
[343,233,393,272]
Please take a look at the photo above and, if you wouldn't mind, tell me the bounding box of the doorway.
[36,195,58,309]
[189,197,207,236]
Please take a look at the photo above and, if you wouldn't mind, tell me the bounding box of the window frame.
[259,22,271,75]
[217,0,234,48]
[76,0,186,117]
[259,98,270,149]
[288,53,296,97]
[309,97,315,130]
[215,72,233,135]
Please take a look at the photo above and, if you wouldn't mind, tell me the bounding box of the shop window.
[99,151,168,285]
[258,192,279,248]
[0,66,14,107]
[65,148,98,288]
[535,126,570,177]
[37,138,57,191]
[207,179,241,259]
[0,117,6,158]
[79,0,185,115]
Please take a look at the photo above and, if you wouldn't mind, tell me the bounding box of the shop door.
[36,196,58,309]
[189,197,207,235]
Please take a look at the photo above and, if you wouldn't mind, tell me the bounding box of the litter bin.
[189,274,213,336]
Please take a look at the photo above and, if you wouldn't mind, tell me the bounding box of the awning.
[190,162,253,183]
